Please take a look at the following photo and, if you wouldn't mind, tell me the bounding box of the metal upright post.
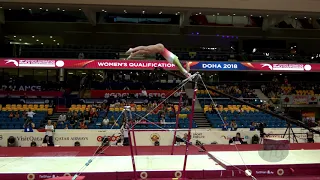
[171,89,184,155]
[126,109,137,180]
[132,122,138,155]
[182,75,198,178]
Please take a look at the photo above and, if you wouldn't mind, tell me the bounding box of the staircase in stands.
[50,112,61,122]
[193,111,211,128]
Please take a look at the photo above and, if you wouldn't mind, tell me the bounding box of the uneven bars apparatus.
[159,67,320,135]
[128,73,200,180]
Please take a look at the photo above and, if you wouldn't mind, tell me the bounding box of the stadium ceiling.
[1,3,320,17]
[6,35,64,46]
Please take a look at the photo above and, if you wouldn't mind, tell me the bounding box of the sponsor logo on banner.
[1,85,41,91]
[192,132,205,139]
[292,95,309,105]
[4,59,62,68]
[54,136,89,142]
[96,135,120,142]
[91,90,182,98]
[39,174,59,179]
[150,133,160,142]
[261,63,312,71]
[256,170,274,175]
[16,136,44,142]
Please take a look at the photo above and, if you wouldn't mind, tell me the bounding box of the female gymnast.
[126,43,191,77]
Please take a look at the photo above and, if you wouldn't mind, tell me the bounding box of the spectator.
[24,119,35,132]
[102,116,109,126]
[14,111,19,118]
[221,117,229,131]
[58,114,66,124]
[230,120,238,131]
[160,115,165,125]
[79,120,88,129]
[64,124,69,130]
[109,116,115,125]
[250,122,256,131]
[89,108,98,120]
[8,111,14,119]
[42,120,54,146]
[26,109,36,120]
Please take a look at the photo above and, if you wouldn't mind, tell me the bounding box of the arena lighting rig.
[158,67,320,135]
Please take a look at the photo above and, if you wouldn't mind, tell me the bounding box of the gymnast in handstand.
[126,43,190,77]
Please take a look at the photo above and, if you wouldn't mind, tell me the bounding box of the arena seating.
[197,89,290,128]
[63,104,197,129]
[0,104,52,129]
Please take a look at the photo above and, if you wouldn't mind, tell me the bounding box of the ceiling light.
[177,12,180,14]
[195,14,198,15]
[102,9,105,12]
[259,16,262,18]
[228,15,230,16]
[46,9,48,11]
[9,9,11,11]
[304,17,307,18]
[199,12,201,14]
[267,15,269,17]
[159,11,162,14]
[53,39,56,42]
[244,16,246,17]
[19,39,22,41]
[250,14,253,16]
[142,11,145,14]
[13,36,16,38]
[24,42,28,45]
[36,39,39,41]
[29,9,31,11]
[57,43,60,45]
[62,9,65,11]
[79,8,81,11]
[217,13,219,15]
[57,8,60,10]
[233,14,236,15]
[295,17,297,20]
[21,7,24,10]
[50,36,53,38]
[41,43,43,45]
[32,36,34,38]
[124,10,127,13]
[213,15,215,16]
[176,13,179,15]
[39,7,42,10]
[0,7,2,9]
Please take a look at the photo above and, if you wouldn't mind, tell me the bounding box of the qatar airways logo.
[4,59,64,68]
[261,63,312,71]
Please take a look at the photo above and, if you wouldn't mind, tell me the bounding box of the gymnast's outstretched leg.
[126,44,190,77]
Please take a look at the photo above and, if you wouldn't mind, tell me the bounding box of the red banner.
[0,91,63,97]
[90,90,182,98]
[0,59,176,70]
[2,58,320,72]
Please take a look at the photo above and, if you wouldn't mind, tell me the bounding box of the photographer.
[307,130,314,143]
